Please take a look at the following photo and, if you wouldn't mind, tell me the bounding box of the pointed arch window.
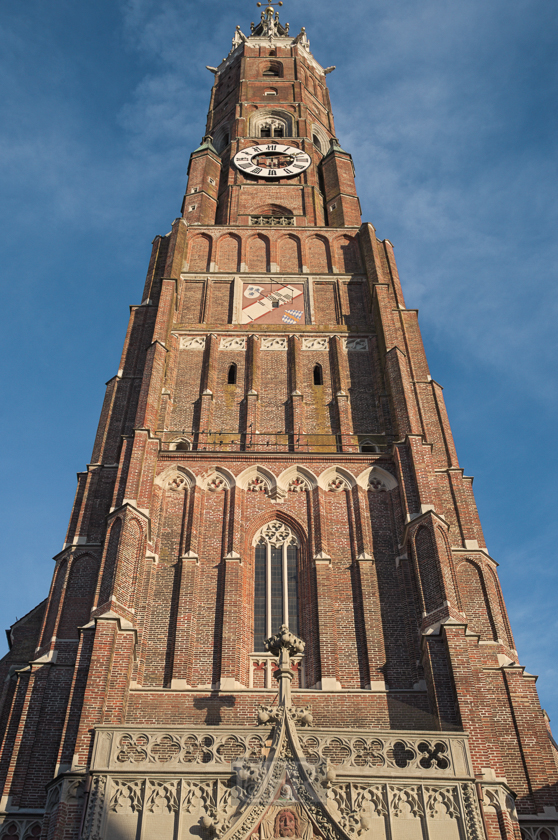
[254,521,299,652]
[227,363,237,384]
[313,364,323,385]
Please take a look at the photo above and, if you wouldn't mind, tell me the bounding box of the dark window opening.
[360,442,379,453]
[224,133,229,147]
[271,546,283,632]
[261,126,271,137]
[263,69,279,76]
[287,543,298,635]
[274,126,284,138]
[313,364,323,386]
[227,364,237,385]
[313,134,321,149]
[254,542,267,652]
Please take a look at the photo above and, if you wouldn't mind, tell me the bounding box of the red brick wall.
[208,281,232,323]
[170,349,205,431]
[259,350,289,430]
[307,235,331,273]
[313,282,338,323]
[212,351,246,430]
[188,234,212,272]
[278,234,302,273]
[179,280,204,322]
[246,234,270,273]
[301,351,334,434]
[457,559,497,640]
[57,555,99,639]
[216,234,241,272]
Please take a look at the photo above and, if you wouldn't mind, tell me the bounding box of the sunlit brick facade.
[0,6,556,840]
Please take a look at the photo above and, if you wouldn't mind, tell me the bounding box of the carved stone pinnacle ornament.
[263,625,308,715]
[264,624,305,659]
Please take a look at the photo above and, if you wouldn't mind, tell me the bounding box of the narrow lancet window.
[313,364,323,385]
[227,363,237,384]
[253,521,299,652]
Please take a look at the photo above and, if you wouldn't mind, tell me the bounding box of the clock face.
[233,144,312,178]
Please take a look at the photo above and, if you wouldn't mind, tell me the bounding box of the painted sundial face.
[233,144,312,178]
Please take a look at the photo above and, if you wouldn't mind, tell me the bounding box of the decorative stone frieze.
[91,728,471,778]
[220,336,246,350]
[260,337,288,350]
[344,337,368,352]
[520,828,558,840]
[302,337,328,350]
[180,336,206,350]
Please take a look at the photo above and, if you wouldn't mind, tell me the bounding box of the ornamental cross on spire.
[251,0,290,37]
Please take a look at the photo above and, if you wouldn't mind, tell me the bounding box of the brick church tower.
[0,5,556,840]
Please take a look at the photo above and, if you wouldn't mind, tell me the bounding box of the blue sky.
[0,0,556,720]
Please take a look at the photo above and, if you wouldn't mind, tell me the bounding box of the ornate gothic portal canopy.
[82,628,486,840]
[215,626,356,840]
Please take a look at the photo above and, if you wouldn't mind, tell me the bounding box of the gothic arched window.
[254,521,299,652]
[250,111,292,139]
[313,364,323,385]
[227,363,237,384]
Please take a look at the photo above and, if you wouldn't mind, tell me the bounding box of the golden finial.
[257,1,283,7]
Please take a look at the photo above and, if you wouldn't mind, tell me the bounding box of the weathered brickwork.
[0,12,555,840]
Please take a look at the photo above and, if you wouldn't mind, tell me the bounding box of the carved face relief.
[274,809,299,838]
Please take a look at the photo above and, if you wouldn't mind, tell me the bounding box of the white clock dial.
[233,144,312,178]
